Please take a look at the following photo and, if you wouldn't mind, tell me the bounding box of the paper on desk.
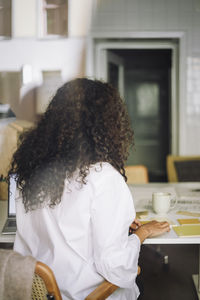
[140,217,175,225]
[175,185,200,200]
[135,210,175,224]
[176,197,200,212]
[136,211,149,219]
[175,187,200,216]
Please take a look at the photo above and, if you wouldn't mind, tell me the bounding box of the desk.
[1,182,200,296]
[129,182,200,245]
[129,182,200,298]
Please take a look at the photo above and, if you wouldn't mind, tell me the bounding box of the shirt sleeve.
[91,166,141,288]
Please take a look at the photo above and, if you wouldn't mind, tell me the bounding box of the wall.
[90,0,200,155]
[0,0,94,122]
[1,0,200,154]
[12,0,93,38]
[13,0,37,37]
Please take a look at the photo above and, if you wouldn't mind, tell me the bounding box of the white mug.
[152,192,177,214]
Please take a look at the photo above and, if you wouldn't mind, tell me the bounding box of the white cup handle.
[170,197,177,210]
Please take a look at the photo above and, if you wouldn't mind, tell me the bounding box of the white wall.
[0,0,94,121]
[69,0,93,37]
[13,0,37,37]
[0,38,86,121]
[0,39,85,79]
[90,0,200,155]
[12,0,93,38]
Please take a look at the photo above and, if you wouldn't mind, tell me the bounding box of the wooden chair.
[33,261,141,300]
[125,165,149,184]
[32,261,62,300]
[166,155,200,182]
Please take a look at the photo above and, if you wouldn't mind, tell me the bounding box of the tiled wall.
[91,0,200,155]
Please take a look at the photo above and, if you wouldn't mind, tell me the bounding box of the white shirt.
[14,162,141,300]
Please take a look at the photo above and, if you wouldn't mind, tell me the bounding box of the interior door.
[125,67,170,182]
[106,50,125,98]
[94,46,172,182]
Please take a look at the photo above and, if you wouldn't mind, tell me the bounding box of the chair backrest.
[125,165,149,184]
[33,262,140,300]
[33,262,119,300]
[32,261,62,300]
[166,155,200,182]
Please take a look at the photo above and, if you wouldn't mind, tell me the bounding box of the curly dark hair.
[8,78,134,212]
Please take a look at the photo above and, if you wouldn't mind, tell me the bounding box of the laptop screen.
[8,174,17,217]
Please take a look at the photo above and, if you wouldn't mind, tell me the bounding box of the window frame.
[0,0,12,39]
[38,0,68,39]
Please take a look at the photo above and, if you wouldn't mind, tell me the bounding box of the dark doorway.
[107,49,172,182]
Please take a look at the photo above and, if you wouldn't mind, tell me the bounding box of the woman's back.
[14,163,140,300]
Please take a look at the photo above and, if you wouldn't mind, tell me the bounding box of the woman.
[9,78,170,300]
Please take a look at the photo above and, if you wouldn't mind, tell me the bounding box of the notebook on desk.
[1,174,17,235]
[173,224,200,237]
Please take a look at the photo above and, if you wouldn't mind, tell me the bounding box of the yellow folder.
[177,218,200,225]
[173,225,200,237]
[136,211,148,219]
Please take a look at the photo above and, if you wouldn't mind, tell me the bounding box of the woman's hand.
[134,220,170,244]
[129,219,142,235]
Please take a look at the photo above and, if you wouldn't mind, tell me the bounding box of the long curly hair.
[8,78,134,212]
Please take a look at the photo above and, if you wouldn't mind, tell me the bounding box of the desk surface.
[1,182,200,245]
[129,182,200,244]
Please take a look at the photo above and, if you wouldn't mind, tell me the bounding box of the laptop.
[2,174,17,234]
